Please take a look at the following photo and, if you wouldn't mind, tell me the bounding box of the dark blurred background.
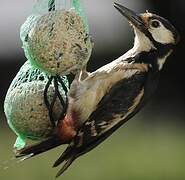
[0,0,185,179]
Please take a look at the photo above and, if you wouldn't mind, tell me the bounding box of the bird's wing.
[53,70,149,177]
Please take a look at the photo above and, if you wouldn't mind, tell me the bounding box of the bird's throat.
[133,27,155,53]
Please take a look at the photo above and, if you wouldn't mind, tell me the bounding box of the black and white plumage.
[16,2,180,177]
[53,53,159,177]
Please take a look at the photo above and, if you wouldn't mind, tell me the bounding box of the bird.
[16,2,180,177]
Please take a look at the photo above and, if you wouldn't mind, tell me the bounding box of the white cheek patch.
[149,24,175,44]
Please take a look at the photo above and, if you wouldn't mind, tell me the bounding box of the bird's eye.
[151,20,160,28]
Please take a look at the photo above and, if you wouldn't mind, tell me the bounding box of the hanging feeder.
[4,61,69,150]
[20,0,93,76]
[4,0,92,151]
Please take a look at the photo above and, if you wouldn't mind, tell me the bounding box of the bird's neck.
[120,30,154,61]
[121,34,173,71]
[133,29,155,53]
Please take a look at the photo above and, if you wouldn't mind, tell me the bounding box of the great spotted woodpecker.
[16,2,180,177]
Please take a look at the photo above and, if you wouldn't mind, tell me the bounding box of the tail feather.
[55,156,75,178]
[53,146,75,167]
[52,145,78,177]
[16,135,63,159]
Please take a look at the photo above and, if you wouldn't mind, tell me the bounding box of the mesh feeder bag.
[20,0,93,76]
[4,61,69,150]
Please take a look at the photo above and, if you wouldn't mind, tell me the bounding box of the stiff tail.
[53,145,78,177]
[55,156,76,178]
[15,135,64,159]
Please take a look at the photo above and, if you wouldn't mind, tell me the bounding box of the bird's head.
[114,3,180,54]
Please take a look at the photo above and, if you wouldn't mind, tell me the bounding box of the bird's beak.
[114,3,146,32]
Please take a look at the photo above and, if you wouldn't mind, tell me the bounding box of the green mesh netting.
[4,61,69,149]
[33,0,89,32]
[20,0,93,75]
[4,0,92,150]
